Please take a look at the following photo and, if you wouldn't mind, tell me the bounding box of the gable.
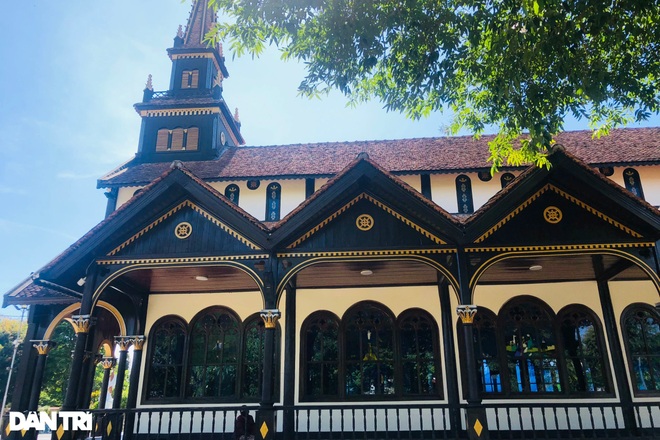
[285,193,448,252]
[472,184,650,249]
[108,199,263,259]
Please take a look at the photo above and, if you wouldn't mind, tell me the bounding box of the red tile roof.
[98,128,660,187]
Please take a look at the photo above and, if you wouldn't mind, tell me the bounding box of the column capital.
[114,335,133,351]
[31,339,57,355]
[100,357,115,369]
[130,335,146,350]
[68,314,95,334]
[456,305,478,324]
[260,309,281,329]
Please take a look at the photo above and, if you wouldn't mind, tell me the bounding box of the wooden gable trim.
[286,192,447,249]
[474,183,644,244]
[107,199,263,256]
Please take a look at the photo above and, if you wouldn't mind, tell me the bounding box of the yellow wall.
[116,186,143,208]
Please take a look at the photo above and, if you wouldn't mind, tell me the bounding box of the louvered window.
[181,69,199,89]
[156,129,170,151]
[186,127,199,150]
[171,128,184,150]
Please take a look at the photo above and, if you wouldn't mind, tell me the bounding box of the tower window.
[171,128,185,150]
[623,168,645,199]
[181,69,199,89]
[455,174,474,214]
[265,182,281,221]
[225,184,240,205]
[156,129,170,151]
[501,173,515,188]
[155,127,199,152]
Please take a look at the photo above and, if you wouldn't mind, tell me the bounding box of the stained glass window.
[500,298,560,394]
[623,304,660,394]
[188,307,240,399]
[398,309,440,395]
[302,312,340,398]
[344,302,395,396]
[558,306,609,394]
[147,317,186,399]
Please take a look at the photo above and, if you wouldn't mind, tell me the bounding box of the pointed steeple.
[182,0,217,49]
[133,0,244,164]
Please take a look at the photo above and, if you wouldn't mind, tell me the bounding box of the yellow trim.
[169,52,222,74]
[43,301,127,340]
[140,108,220,117]
[468,248,660,298]
[98,254,269,265]
[466,242,656,253]
[287,193,446,249]
[475,184,643,243]
[107,200,262,256]
[92,261,265,304]
[277,248,455,258]
[276,254,459,306]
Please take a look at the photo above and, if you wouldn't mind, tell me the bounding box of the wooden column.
[593,255,637,432]
[27,340,57,411]
[112,337,132,409]
[283,283,296,438]
[62,315,93,411]
[98,357,115,410]
[258,308,280,440]
[438,279,460,432]
[124,336,145,440]
[456,248,488,440]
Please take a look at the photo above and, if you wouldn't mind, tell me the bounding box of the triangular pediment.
[107,199,263,259]
[466,147,660,250]
[284,192,447,252]
[472,183,649,249]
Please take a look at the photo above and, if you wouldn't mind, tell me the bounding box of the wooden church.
[4,1,660,439]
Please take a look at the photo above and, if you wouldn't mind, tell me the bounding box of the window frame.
[556,304,613,397]
[622,303,660,396]
[144,315,188,402]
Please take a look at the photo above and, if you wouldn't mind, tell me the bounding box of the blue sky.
[0,1,658,317]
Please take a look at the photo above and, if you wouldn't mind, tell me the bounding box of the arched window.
[343,302,395,396]
[171,128,185,150]
[622,304,660,394]
[146,316,187,399]
[623,168,645,199]
[459,307,502,394]
[557,306,610,394]
[241,314,280,400]
[188,307,240,399]
[156,128,170,151]
[185,127,199,151]
[500,298,559,394]
[398,309,441,396]
[265,182,281,221]
[225,184,240,205]
[181,69,199,88]
[455,174,474,214]
[500,172,515,188]
[301,312,340,399]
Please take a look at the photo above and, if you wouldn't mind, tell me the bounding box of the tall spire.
[182,0,217,48]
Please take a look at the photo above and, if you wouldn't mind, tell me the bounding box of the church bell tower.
[133,0,244,164]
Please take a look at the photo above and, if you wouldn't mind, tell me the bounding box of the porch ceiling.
[120,265,261,293]
[115,253,648,295]
[476,253,648,285]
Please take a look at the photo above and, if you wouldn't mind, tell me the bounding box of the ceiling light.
[195,275,209,281]
[529,265,543,271]
[360,269,373,276]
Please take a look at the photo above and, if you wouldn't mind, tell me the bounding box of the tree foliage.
[0,317,27,408]
[208,0,660,170]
